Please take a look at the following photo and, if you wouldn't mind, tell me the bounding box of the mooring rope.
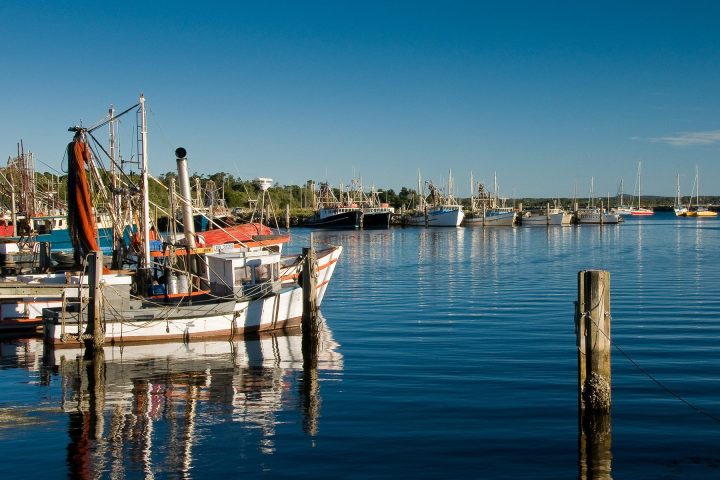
[577,282,720,424]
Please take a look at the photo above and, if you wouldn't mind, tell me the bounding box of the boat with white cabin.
[405,171,464,227]
[521,204,572,226]
[463,173,517,226]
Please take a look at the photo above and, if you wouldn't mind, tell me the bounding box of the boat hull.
[305,210,362,228]
[576,211,620,224]
[522,212,572,226]
[362,211,392,228]
[464,211,516,226]
[44,286,305,347]
[406,207,464,227]
[687,210,717,217]
[5,246,342,335]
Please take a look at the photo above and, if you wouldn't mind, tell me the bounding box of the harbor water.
[2,212,720,478]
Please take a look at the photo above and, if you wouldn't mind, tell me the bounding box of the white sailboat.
[629,161,653,216]
[613,178,633,215]
[674,173,687,216]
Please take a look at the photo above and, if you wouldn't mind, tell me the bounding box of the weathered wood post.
[576,269,612,478]
[577,269,611,411]
[546,203,551,226]
[84,251,104,350]
[301,232,320,435]
[302,232,318,323]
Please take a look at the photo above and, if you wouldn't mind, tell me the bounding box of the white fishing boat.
[463,173,517,226]
[521,204,572,226]
[576,207,620,224]
[43,245,342,347]
[39,96,343,347]
[405,170,464,227]
[575,177,620,224]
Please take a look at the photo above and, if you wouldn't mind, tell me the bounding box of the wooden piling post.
[84,251,104,350]
[301,234,320,435]
[546,203,551,226]
[576,269,613,478]
[576,269,611,412]
[302,233,318,323]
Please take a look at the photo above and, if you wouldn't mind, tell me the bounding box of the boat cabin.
[206,250,281,299]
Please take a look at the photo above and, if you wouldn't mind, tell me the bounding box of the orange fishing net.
[67,134,101,259]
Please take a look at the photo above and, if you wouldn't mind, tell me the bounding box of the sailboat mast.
[139,94,152,271]
[638,161,642,208]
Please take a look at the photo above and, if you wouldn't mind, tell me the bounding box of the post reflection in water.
[41,316,342,478]
[578,409,612,479]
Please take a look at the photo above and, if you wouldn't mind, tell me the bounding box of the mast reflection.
[43,316,342,478]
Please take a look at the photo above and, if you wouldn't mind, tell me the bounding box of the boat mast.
[493,171,497,202]
[416,169,423,209]
[139,94,152,272]
[638,161,642,209]
[469,171,474,211]
[109,105,122,269]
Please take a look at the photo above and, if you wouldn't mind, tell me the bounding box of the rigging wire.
[579,282,720,425]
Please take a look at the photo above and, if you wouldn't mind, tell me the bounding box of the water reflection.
[578,409,613,480]
[7,318,342,479]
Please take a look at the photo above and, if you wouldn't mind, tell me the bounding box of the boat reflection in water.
[41,315,342,477]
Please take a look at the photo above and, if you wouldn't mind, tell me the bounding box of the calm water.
[2,212,720,479]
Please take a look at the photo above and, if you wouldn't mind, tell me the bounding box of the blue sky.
[1,1,719,198]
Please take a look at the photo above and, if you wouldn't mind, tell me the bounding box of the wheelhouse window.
[234,266,252,286]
